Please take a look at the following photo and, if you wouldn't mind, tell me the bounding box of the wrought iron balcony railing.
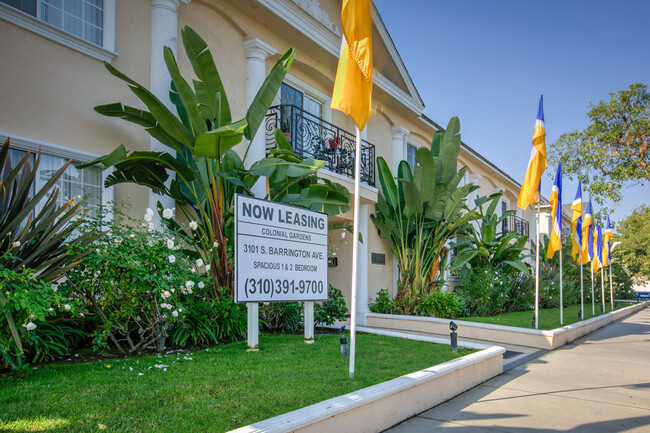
[264,104,375,186]
[502,214,530,237]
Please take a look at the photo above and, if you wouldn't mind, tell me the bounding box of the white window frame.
[405,142,418,169]
[0,0,116,62]
[0,131,113,219]
[279,73,331,123]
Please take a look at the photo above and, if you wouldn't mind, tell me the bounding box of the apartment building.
[1,0,560,323]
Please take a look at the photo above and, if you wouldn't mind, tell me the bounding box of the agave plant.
[371,117,483,297]
[84,26,349,294]
[0,138,104,356]
[450,191,530,274]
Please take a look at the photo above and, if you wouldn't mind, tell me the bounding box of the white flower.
[190,268,196,273]
[170,288,175,293]
[167,239,175,249]
[12,241,20,248]
[178,308,183,313]
[162,290,171,299]
[196,258,204,268]
[341,231,346,238]
[168,255,176,264]
[185,281,195,290]
[189,221,198,230]
[205,264,211,272]
[147,222,155,232]
[64,304,71,311]
[144,212,153,223]
[213,241,219,249]
[162,208,174,219]
[198,281,205,289]
[129,233,135,238]
[24,321,37,331]
[146,207,153,215]
[172,310,179,317]
[51,284,58,292]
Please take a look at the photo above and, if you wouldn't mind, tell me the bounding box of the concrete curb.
[229,344,505,433]
[366,301,649,350]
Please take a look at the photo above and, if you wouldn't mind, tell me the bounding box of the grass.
[461,302,631,330]
[0,333,473,433]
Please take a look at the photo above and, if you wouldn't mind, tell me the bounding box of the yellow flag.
[331,0,373,130]
[517,96,547,210]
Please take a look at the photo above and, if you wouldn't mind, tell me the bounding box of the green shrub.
[415,290,462,318]
[260,302,303,333]
[456,266,511,317]
[63,206,211,354]
[369,289,396,314]
[0,266,84,370]
[315,285,348,326]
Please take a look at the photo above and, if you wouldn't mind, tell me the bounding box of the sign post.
[234,194,328,348]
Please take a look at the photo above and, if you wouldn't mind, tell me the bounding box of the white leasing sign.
[234,194,328,303]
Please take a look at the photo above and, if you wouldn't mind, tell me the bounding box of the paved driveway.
[385,307,650,432]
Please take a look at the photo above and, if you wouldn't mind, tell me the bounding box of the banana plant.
[450,191,530,274]
[371,117,483,297]
[0,138,105,356]
[84,26,349,294]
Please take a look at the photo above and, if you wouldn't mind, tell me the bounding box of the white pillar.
[356,204,370,325]
[243,38,276,351]
[391,126,408,295]
[149,0,189,216]
[304,302,314,343]
[391,126,409,173]
[244,38,277,198]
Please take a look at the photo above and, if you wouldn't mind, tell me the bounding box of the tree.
[86,27,349,295]
[549,83,649,210]
[615,205,650,284]
[371,117,483,303]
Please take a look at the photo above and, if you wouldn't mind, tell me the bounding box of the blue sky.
[374,0,650,224]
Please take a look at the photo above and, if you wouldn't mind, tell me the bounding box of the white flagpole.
[601,265,606,312]
[609,260,614,310]
[348,126,362,379]
[535,195,540,329]
[580,258,584,320]
[557,238,564,325]
[591,264,595,315]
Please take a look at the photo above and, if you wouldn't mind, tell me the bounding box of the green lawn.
[0,333,472,433]
[461,302,631,330]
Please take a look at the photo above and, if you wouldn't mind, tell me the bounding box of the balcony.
[502,214,530,237]
[264,105,375,186]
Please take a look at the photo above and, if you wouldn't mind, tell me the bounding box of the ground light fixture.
[338,325,348,357]
[449,321,457,353]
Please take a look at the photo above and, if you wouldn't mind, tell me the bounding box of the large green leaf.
[104,62,195,150]
[376,157,398,210]
[399,179,423,215]
[194,119,247,159]
[414,147,435,203]
[283,183,349,215]
[163,46,207,135]
[182,26,232,127]
[438,116,461,184]
[449,250,480,272]
[396,160,412,205]
[245,47,296,141]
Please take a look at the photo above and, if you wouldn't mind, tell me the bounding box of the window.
[406,143,416,168]
[2,0,103,45]
[3,147,103,216]
[0,0,115,61]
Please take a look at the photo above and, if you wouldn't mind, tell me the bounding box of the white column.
[244,38,277,198]
[304,302,314,343]
[391,126,409,173]
[356,204,370,325]
[243,38,276,352]
[149,0,189,215]
[391,126,408,295]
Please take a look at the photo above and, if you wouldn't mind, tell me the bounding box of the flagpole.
[348,126,362,379]
[580,259,584,320]
[558,240,564,325]
[601,265,605,312]
[609,261,614,310]
[591,264,595,315]
[535,195,540,329]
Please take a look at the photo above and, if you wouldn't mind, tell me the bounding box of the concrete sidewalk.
[385,306,650,432]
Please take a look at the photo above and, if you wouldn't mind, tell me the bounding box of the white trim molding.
[0,1,118,62]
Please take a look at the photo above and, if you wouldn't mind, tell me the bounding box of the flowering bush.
[314,285,348,326]
[415,290,462,318]
[0,266,83,370]
[456,265,514,316]
[63,206,210,354]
